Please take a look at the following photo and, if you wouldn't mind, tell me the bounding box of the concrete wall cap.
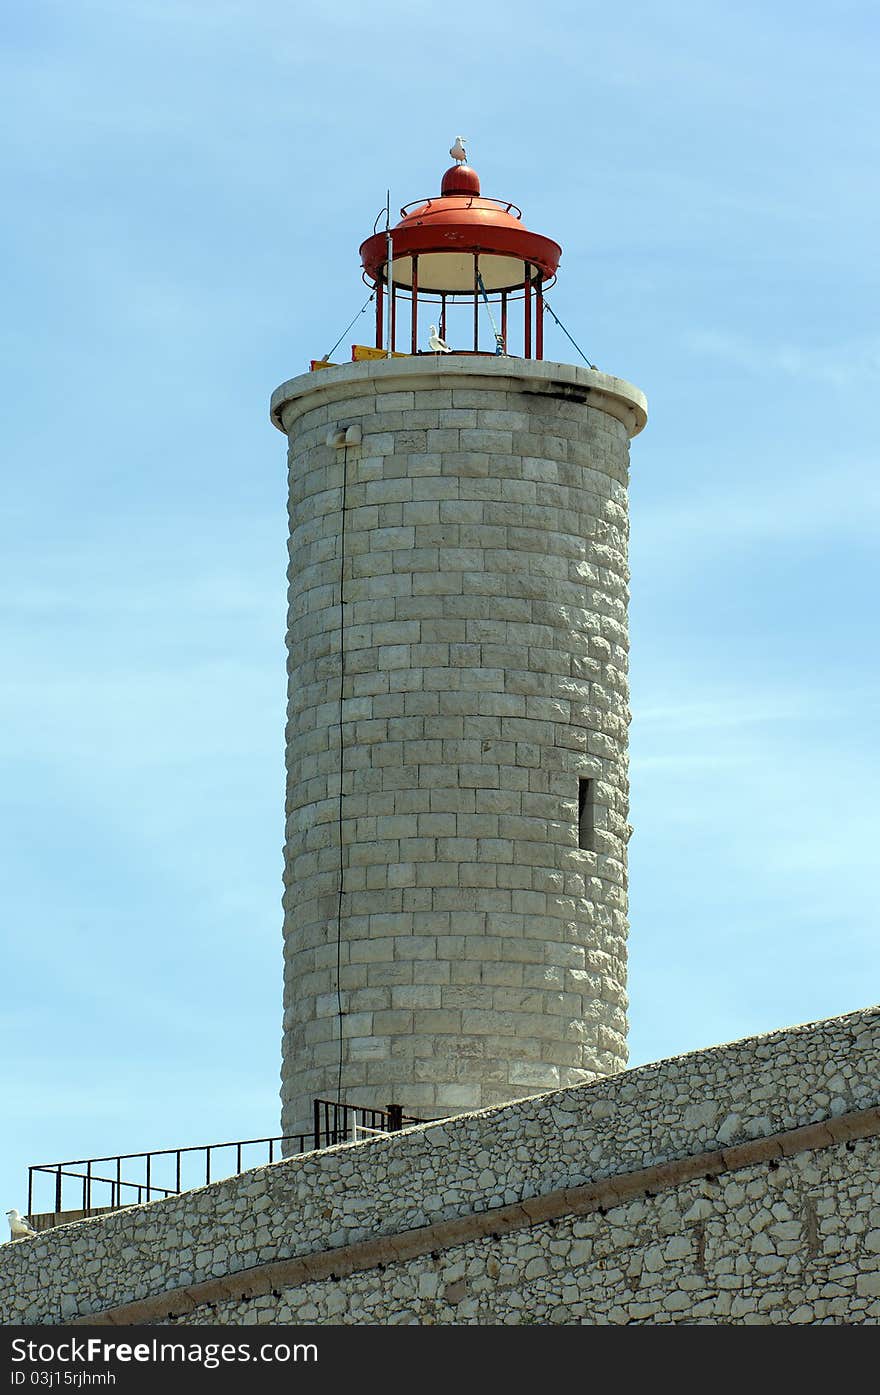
[270,356,648,439]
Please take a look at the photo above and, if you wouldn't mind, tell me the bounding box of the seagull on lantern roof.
[449,136,467,164]
[428,325,453,354]
[6,1209,36,1241]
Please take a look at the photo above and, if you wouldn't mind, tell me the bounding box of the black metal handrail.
[311,1098,427,1150]
[27,1101,431,1220]
[27,1131,311,1218]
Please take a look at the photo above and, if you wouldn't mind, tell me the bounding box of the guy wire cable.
[542,296,597,369]
[322,292,376,365]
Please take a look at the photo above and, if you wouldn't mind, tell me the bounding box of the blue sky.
[2,0,878,1217]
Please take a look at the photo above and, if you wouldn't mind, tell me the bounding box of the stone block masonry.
[2,1007,876,1325]
[270,356,648,1137]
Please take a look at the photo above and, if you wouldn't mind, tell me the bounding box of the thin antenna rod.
[385,190,393,359]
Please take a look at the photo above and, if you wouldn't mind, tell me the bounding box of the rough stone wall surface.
[167,1137,880,1326]
[1,1007,877,1326]
[273,357,647,1135]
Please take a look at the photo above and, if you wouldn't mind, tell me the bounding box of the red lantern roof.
[360,160,562,296]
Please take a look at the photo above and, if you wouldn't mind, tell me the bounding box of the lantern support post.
[375,278,384,350]
[411,255,419,356]
[473,255,480,353]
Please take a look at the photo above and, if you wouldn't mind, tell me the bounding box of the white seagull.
[449,136,467,164]
[428,325,453,354]
[6,1209,37,1241]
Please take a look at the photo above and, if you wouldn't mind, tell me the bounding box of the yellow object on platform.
[351,344,408,361]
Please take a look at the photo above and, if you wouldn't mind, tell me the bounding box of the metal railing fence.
[27,1100,430,1220]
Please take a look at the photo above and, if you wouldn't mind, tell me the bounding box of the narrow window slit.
[578,778,594,851]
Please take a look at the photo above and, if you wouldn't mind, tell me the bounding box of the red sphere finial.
[441,163,481,197]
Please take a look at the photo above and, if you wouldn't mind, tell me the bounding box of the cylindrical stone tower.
[272,156,647,1139]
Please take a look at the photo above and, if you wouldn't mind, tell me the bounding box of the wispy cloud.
[631,672,880,884]
[685,328,880,389]
[633,456,880,557]
[636,688,865,731]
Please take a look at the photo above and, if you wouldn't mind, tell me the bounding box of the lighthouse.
[271,148,647,1142]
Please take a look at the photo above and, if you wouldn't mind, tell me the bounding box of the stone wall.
[162,1132,880,1325]
[2,1006,877,1326]
[271,357,648,1135]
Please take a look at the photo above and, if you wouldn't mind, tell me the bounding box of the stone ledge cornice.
[270,356,648,439]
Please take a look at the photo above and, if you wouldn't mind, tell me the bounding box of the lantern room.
[358,148,562,360]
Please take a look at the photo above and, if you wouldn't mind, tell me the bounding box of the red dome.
[360,160,561,295]
[440,163,481,196]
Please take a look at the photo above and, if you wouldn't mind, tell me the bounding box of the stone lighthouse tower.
[271,149,647,1141]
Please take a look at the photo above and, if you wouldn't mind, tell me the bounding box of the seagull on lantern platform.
[449,136,467,164]
[6,1209,37,1241]
[428,325,453,354]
